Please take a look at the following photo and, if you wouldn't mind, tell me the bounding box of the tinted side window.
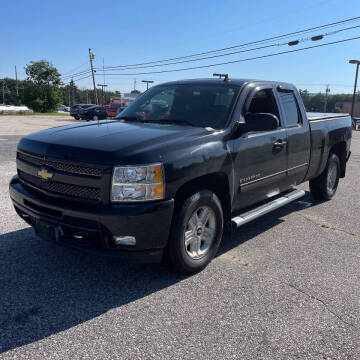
[278,92,301,127]
[247,88,281,126]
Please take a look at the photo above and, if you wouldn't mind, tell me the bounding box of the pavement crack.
[221,251,359,330]
[282,281,358,330]
[297,213,360,239]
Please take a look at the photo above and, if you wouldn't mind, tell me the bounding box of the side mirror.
[240,113,279,133]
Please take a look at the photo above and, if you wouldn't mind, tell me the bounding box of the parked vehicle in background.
[117,106,126,115]
[58,105,70,112]
[352,117,360,130]
[107,98,122,118]
[70,104,95,120]
[10,78,352,274]
[79,105,108,121]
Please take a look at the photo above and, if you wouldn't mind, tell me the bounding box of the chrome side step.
[231,189,305,228]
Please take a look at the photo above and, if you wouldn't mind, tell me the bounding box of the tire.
[74,115,80,120]
[309,153,340,200]
[166,189,224,274]
[93,115,98,121]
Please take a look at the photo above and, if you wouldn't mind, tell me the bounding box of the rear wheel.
[74,115,80,120]
[309,153,340,200]
[93,115,99,121]
[166,189,224,274]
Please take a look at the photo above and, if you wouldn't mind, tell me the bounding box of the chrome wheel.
[184,206,216,260]
[327,161,338,193]
[93,115,98,121]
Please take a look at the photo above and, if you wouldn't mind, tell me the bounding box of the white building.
[121,92,140,107]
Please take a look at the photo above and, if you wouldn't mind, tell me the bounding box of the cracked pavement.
[0,116,359,359]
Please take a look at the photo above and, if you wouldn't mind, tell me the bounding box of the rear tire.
[309,153,340,200]
[93,115,99,121]
[166,189,224,274]
[74,115,80,120]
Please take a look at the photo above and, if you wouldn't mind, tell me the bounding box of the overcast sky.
[1,0,360,94]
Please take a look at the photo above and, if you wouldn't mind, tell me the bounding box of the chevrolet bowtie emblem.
[38,169,53,180]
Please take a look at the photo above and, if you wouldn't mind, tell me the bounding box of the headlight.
[111,163,164,202]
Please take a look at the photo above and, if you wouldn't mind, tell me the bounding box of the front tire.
[309,153,340,200]
[93,115,99,121]
[167,189,224,274]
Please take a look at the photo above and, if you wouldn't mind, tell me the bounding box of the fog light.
[113,236,136,246]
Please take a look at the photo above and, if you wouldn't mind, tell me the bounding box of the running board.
[231,189,305,228]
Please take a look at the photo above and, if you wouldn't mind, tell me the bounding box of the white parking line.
[0,138,8,141]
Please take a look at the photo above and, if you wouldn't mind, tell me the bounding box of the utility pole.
[89,48,98,105]
[133,78,137,91]
[349,60,360,119]
[97,84,108,105]
[96,57,108,105]
[324,84,330,113]
[15,65,19,97]
[2,80,5,105]
[141,80,154,90]
[72,78,75,105]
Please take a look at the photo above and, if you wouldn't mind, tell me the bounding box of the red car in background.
[107,98,122,117]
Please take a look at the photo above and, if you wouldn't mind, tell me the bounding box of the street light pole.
[97,84,108,105]
[349,60,360,119]
[142,80,154,90]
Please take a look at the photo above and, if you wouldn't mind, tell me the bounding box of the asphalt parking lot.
[0,116,359,359]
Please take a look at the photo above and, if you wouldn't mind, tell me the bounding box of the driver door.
[231,85,288,211]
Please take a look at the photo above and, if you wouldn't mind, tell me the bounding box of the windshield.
[115,84,240,129]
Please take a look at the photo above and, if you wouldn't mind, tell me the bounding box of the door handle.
[273,139,287,147]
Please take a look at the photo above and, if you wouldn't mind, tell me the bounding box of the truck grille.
[18,170,101,201]
[17,152,102,177]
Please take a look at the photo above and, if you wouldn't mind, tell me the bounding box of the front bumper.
[9,175,174,263]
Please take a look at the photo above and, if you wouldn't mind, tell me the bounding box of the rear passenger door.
[275,86,311,185]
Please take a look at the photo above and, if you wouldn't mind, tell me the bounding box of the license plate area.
[35,220,63,242]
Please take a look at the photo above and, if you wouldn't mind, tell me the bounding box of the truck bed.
[305,112,352,181]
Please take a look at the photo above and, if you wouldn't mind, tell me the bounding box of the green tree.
[23,60,62,112]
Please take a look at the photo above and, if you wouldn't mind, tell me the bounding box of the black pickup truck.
[9,78,352,273]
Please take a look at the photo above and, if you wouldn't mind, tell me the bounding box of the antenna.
[213,73,229,81]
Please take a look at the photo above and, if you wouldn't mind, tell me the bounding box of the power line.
[62,74,92,85]
[100,36,360,76]
[62,17,360,80]
[61,69,92,80]
[93,24,360,73]
[60,16,360,80]
[98,16,360,70]
[61,61,89,76]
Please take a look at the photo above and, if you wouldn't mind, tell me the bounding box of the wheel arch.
[329,141,347,177]
[173,172,232,234]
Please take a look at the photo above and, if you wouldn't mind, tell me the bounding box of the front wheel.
[166,189,224,274]
[309,153,340,200]
[93,115,99,121]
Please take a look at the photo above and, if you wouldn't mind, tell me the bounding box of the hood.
[18,120,210,165]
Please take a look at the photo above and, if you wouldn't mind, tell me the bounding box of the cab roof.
[158,78,295,89]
